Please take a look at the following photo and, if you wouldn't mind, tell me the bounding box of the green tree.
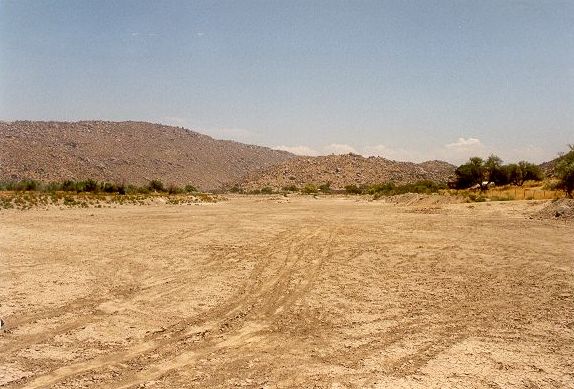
[504,161,543,186]
[506,163,523,186]
[484,155,503,186]
[454,157,485,189]
[555,145,574,198]
[518,161,543,184]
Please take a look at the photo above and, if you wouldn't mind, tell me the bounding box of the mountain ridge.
[0,120,294,190]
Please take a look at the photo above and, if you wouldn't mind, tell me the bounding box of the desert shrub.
[344,184,363,194]
[366,182,395,195]
[260,187,274,194]
[318,183,332,193]
[63,196,79,206]
[167,184,183,195]
[400,180,447,194]
[229,185,243,193]
[20,180,41,191]
[468,193,487,202]
[44,182,62,192]
[61,180,79,192]
[147,179,166,192]
[102,182,117,193]
[101,182,126,194]
[184,184,198,193]
[81,179,100,192]
[302,184,318,194]
[69,179,100,193]
[366,180,446,197]
[281,185,299,192]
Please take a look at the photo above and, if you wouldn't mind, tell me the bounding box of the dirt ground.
[1,196,573,388]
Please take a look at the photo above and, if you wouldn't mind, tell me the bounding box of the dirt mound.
[0,121,294,190]
[241,153,455,190]
[533,198,574,221]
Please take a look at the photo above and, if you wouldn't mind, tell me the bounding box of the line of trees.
[453,155,543,190]
[0,179,199,195]
[453,146,574,198]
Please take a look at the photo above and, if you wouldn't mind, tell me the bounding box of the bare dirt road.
[1,196,573,388]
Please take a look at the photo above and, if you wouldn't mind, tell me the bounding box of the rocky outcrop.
[240,153,456,190]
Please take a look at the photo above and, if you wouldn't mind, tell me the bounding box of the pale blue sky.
[1,0,572,163]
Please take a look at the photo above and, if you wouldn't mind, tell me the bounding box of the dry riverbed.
[1,196,573,388]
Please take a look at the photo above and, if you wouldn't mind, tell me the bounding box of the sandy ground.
[1,196,573,388]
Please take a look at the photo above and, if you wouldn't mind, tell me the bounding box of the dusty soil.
[1,196,573,388]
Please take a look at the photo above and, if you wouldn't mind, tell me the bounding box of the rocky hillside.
[240,153,456,190]
[539,158,560,177]
[0,121,294,190]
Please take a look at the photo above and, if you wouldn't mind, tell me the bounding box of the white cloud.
[274,145,319,156]
[445,137,482,149]
[323,143,357,155]
[161,117,257,142]
[196,32,205,37]
[129,32,158,37]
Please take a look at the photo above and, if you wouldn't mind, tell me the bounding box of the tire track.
[21,224,336,388]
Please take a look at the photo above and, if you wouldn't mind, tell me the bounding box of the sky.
[1,0,573,164]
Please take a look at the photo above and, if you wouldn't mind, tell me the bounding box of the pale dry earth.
[1,196,573,388]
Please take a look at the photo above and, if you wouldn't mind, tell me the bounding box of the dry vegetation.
[0,191,219,211]
[1,196,573,388]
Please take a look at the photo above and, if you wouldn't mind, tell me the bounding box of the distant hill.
[0,121,294,190]
[240,153,456,190]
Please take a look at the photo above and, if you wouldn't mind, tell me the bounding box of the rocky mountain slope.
[0,121,294,190]
[241,153,456,190]
[539,157,560,177]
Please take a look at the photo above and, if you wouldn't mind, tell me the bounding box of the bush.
[61,180,78,192]
[281,185,299,192]
[344,184,363,194]
[14,180,41,191]
[260,187,274,194]
[318,183,332,193]
[184,184,198,193]
[365,180,446,197]
[302,184,318,194]
[148,179,165,192]
[229,185,243,193]
[167,184,183,195]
